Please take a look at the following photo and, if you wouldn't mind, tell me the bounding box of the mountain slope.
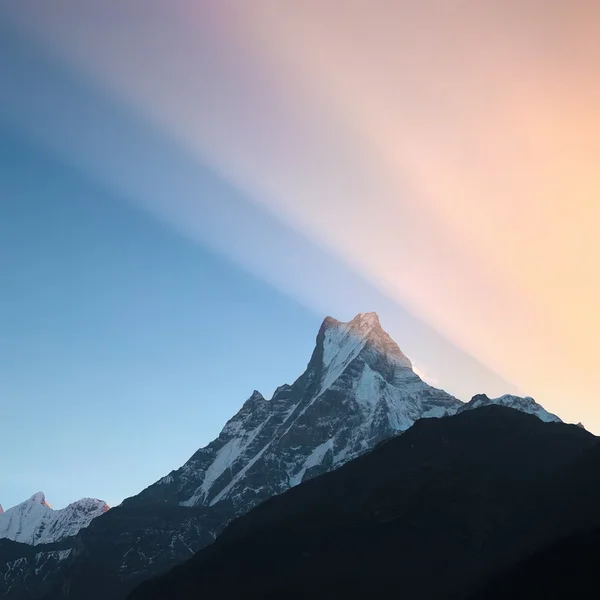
[0,537,75,600]
[0,492,108,545]
[129,406,598,600]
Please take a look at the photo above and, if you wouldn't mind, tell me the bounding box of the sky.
[1,1,599,509]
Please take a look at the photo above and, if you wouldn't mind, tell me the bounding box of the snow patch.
[319,323,368,394]
[289,439,334,487]
[209,442,272,506]
[354,364,383,408]
[183,417,274,506]
[194,437,243,503]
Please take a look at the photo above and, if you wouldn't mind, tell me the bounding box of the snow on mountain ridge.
[457,393,561,423]
[0,493,109,545]
[29,491,52,508]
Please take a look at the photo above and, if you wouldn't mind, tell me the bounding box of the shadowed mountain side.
[467,440,600,599]
[43,504,233,600]
[129,407,598,600]
[468,526,600,599]
[0,538,74,599]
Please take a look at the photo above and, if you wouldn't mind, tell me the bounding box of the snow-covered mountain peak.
[0,505,3,514]
[458,393,561,423]
[67,497,110,513]
[315,313,413,396]
[0,494,109,545]
[29,491,51,508]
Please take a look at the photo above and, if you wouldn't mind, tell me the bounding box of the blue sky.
[0,132,324,509]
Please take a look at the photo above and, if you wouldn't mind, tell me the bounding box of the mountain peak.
[0,493,108,545]
[67,497,110,513]
[314,312,413,394]
[459,394,561,423]
[248,390,264,402]
[29,492,51,508]
[0,505,3,514]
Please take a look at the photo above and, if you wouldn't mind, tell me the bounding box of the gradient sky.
[1,1,598,509]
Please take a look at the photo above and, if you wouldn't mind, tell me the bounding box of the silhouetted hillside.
[130,406,599,599]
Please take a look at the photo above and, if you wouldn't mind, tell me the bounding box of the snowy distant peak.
[67,497,110,514]
[459,394,561,423]
[29,491,51,508]
[0,505,3,514]
[0,494,109,545]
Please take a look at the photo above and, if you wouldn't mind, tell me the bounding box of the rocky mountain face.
[0,538,74,599]
[0,312,565,599]
[129,407,598,600]
[0,493,109,545]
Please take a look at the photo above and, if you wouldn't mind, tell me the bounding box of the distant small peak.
[248,390,265,402]
[471,394,490,403]
[29,492,52,509]
[0,504,3,514]
[273,384,291,396]
[576,422,586,430]
[68,497,110,512]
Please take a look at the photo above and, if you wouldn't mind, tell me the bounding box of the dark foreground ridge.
[129,406,600,600]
